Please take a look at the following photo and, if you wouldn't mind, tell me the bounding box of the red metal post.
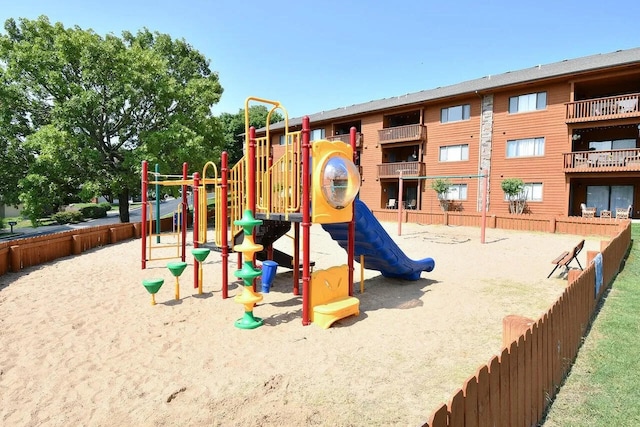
[221,152,229,299]
[181,162,188,262]
[192,172,200,288]
[348,127,356,296]
[141,161,148,269]
[481,171,488,244]
[301,116,311,325]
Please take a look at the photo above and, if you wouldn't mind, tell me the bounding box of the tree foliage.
[0,16,224,222]
[218,105,284,165]
[501,178,526,214]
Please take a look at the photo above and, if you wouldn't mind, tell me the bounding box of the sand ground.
[0,222,601,426]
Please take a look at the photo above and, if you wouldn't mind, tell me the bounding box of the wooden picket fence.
[425,220,632,427]
[373,209,625,238]
[0,222,140,276]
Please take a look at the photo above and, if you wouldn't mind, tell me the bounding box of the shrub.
[52,211,84,224]
[79,205,107,219]
[431,178,452,211]
[430,178,452,199]
[501,178,526,214]
[98,202,112,211]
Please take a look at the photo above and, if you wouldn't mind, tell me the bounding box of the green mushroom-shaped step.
[191,248,211,262]
[167,261,188,300]
[167,261,188,277]
[142,278,164,305]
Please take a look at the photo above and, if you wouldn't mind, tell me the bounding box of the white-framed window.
[441,104,471,123]
[310,128,325,141]
[506,137,545,157]
[278,135,286,145]
[508,92,547,113]
[439,144,469,162]
[503,183,543,201]
[445,184,467,200]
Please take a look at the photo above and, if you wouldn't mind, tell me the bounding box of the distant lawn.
[542,223,640,426]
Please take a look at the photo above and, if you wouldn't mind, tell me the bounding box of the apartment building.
[264,48,640,219]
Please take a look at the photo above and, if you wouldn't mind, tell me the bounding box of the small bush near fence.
[98,202,112,211]
[51,211,85,224]
[79,205,108,219]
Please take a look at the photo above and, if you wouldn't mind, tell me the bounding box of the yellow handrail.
[145,202,182,262]
[197,161,219,244]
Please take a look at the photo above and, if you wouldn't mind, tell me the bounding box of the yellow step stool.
[310,265,359,329]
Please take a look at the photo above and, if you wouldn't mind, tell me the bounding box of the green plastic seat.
[142,278,164,294]
[167,261,188,277]
[191,248,211,262]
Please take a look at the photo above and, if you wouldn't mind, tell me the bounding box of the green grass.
[542,223,640,426]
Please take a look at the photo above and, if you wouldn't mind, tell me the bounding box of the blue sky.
[1,0,639,119]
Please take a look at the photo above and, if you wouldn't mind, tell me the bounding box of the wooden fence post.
[72,235,82,255]
[109,227,118,244]
[9,245,21,272]
[133,222,142,238]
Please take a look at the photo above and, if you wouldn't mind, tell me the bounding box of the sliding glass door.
[586,185,634,216]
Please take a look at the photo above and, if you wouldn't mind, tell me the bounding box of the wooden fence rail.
[0,222,140,275]
[425,221,631,427]
[372,209,625,238]
[0,211,202,277]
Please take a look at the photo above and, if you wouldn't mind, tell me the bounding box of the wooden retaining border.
[425,220,632,427]
[0,209,207,277]
[0,222,140,275]
[372,209,625,238]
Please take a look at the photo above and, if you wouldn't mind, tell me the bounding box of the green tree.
[0,16,224,222]
[218,105,284,165]
[501,178,526,214]
[0,67,33,209]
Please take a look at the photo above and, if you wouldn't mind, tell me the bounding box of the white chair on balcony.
[581,203,596,218]
[386,199,396,209]
[616,205,632,219]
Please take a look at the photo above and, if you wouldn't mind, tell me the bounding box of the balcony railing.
[377,161,425,179]
[563,148,640,172]
[326,132,363,147]
[377,124,426,144]
[566,93,640,123]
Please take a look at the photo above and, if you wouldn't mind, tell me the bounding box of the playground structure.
[140,159,232,298]
[139,96,436,328]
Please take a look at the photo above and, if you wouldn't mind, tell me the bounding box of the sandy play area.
[0,221,600,426]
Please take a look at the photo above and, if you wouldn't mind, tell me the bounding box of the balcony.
[566,93,640,123]
[377,124,426,144]
[377,161,425,179]
[563,148,640,172]
[326,132,363,148]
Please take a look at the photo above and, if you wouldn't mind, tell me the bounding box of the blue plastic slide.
[321,199,435,281]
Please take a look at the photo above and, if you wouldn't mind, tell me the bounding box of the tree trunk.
[118,188,130,223]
